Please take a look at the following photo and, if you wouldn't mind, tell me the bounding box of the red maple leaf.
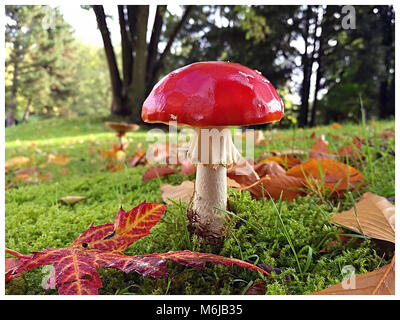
[7,202,271,295]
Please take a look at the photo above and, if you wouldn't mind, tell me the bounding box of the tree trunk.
[310,7,324,127]
[21,98,32,124]
[298,6,313,127]
[146,5,166,91]
[118,5,133,90]
[6,59,19,127]
[128,5,149,122]
[93,5,130,116]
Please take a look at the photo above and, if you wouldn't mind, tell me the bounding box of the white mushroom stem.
[187,127,241,244]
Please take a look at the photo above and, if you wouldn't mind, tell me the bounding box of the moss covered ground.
[5,116,395,295]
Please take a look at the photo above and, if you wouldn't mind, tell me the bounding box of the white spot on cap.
[170,114,177,120]
[266,99,282,112]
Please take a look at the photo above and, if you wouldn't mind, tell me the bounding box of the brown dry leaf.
[146,142,179,165]
[286,158,365,194]
[245,280,266,295]
[161,181,194,205]
[59,196,87,204]
[99,144,125,161]
[310,255,395,295]
[227,159,259,187]
[109,163,124,172]
[310,135,334,159]
[142,166,177,181]
[260,155,301,170]
[227,177,241,189]
[12,167,40,183]
[40,172,55,181]
[254,161,286,177]
[180,158,196,176]
[12,173,38,183]
[14,167,40,176]
[376,130,395,139]
[5,156,31,171]
[337,137,362,158]
[330,192,395,243]
[242,174,305,201]
[48,154,70,165]
[128,150,146,167]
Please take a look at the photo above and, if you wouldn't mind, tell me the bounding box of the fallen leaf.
[5,249,31,283]
[242,174,305,201]
[254,161,286,177]
[7,202,271,295]
[310,255,395,295]
[40,172,55,181]
[337,137,362,159]
[146,142,179,165]
[109,163,124,172]
[59,196,87,204]
[331,122,342,129]
[161,181,194,204]
[260,155,301,170]
[5,156,31,171]
[227,160,259,187]
[48,154,70,166]
[376,130,395,139]
[12,173,39,183]
[180,158,196,176]
[330,192,395,243]
[286,158,365,195]
[128,150,146,167]
[227,178,241,189]
[142,166,177,181]
[310,135,333,159]
[245,279,266,295]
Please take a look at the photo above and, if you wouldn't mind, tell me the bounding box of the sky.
[57,5,183,46]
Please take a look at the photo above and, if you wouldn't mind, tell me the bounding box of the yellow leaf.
[48,154,70,165]
[160,181,194,205]
[330,192,395,243]
[5,156,31,171]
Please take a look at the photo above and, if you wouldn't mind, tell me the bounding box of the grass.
[5,116,395,295]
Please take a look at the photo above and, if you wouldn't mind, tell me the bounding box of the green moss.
[5,117,395,295]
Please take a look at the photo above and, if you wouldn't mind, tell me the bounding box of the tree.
[5,5,77,126]
[92,5,193,121]
[316,5,395,123]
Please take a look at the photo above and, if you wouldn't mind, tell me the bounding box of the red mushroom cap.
[141,61,284,127]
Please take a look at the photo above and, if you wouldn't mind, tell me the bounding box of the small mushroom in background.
[105,122,139,151]
[142,61,284,245]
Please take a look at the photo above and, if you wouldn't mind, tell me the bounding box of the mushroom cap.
[105,122,139,134]
[141,61,284,127]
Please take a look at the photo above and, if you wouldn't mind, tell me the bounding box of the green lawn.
[5,116,395,295]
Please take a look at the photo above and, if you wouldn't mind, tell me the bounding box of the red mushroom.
[142,61,284,244]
